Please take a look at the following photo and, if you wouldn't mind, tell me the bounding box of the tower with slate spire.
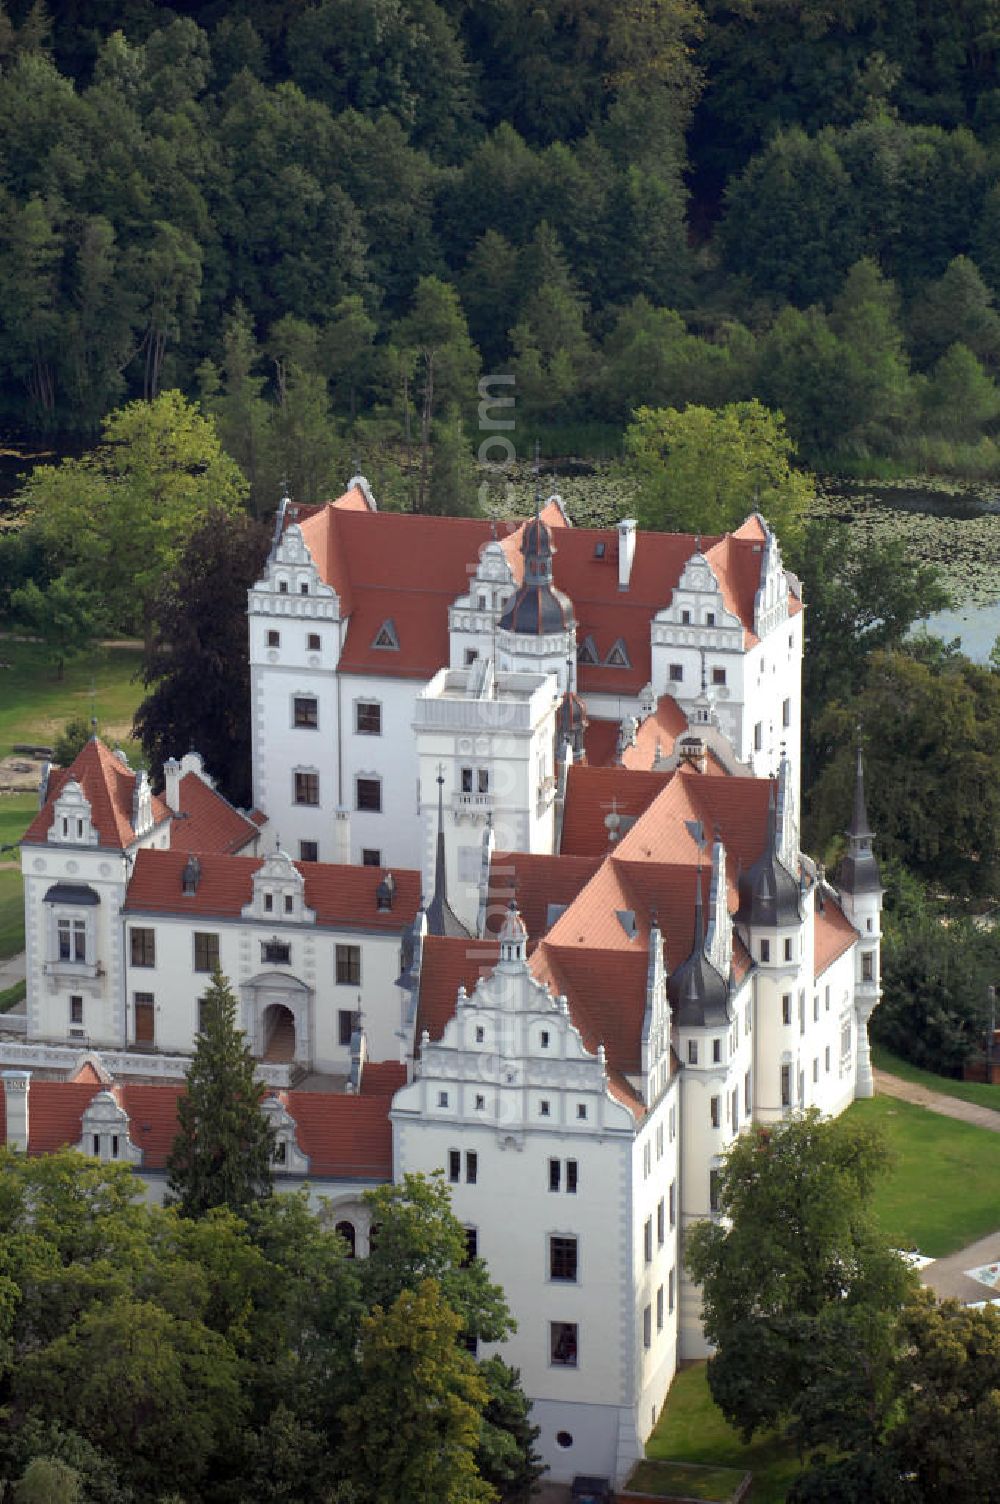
[496,483,576,693]
[838,743,883,1099]
[424,770,471,939]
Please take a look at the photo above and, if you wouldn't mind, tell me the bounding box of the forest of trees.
[4,0,1000,478]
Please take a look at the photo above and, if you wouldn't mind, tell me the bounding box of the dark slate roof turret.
[498,499,574,636]
[667,867,730,1027]
[838,743,882,896]
[557,686,588,760]
[425,770,471,939]
[736,781,801,926]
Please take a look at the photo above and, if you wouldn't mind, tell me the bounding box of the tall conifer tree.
[167,970,275,1219]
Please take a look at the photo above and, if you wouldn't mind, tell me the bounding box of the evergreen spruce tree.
[167,970,275,1219]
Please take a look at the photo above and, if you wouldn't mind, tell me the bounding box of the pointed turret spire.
[839,737,881,896]
[425,768,470,938]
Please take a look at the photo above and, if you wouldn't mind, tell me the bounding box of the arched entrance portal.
[242,973,313,1069]
[262,1003,296,1062]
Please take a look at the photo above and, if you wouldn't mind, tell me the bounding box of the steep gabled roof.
[413,936,501,1045]
[484,851,603,948]
[814,895,858,977]
[174,771,260,855]
[22,739,170,850]
[560,765,670,857]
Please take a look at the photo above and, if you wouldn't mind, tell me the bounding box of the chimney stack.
[618,518,637,592]
[163,757,182,813]
[2,1070,31,1151]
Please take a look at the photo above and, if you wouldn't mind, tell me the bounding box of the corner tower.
[837,745,883,1099]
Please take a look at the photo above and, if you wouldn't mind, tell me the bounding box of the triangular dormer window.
[372,619,399,651]
[605,638,631,668]
[577,635,599,666]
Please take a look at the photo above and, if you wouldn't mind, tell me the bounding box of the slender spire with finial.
[839,729,881,895]
[424,767,470,938]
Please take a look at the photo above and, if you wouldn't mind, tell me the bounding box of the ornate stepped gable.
[267,486,801,696]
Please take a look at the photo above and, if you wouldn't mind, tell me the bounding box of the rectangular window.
[356,777,381,812]
[57,917,87,962]
[540,1100,551,1118]
[862,951,874,981]
[657,1197,665,1247]
[549,1159,561,1192]
[745,1069,752,1115]
[706,611,716,626]
[294,771,319,805]
[338,1009,355,1046]
[825,984,831,1010]
[709,1169,720,1213]
[449,1150,461,1184]
[813,1057,819,1083]
[550,1322,578,1367]
[669,1179,676,1228]
[464,648,478,665]
[712,1037,721,1063]
[710,1095,721,1129]
[550,1236,578,1282]
[754,721,763,751]
[643,1305,652,1350]
[284,894,293,913]
[307,632,321,651]
[782,992,792,1026]
[644,1217,653,1264]
[466,1152,478,1184]
[732,1087,739,1131]
[681,609,691,624]
[356,702,382,735]
[781,1064,791,1107]
[463,1227,478,1265]
[643,1142,651,1178]
[299,840,318,862]
[293,696,318,728]
[799,993,805,1035]
[566,1159,578,1194]
[134,992,154,1045]
[656,1284,664,1331]
[668,1267,675,1313]
[130,927,155,968]
[842,1019,852,1056]
[656,1124,663,1159]
[336,944,361,985]
[267,629,280,647]
[712,667,726,686]
[782,697,791,728]
[669,663,683,682]
[687,1039,698,1065]
[193,932,219,973]
[261,940,291,964]
[825,1045,831,1073]
[813,994,819,1022]
[784,937,793,962]
[362,847,381,866]
[760,939,770,962]
[70,995,83,1025]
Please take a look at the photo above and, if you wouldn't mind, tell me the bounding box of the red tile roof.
[283,1090,394,1178]
[414,937,501,1044]
[485,851,603,948]
[560,766,671,856]
[125,849,421,930]
[5,1071,400,1180]
[284,493,796,686]
[814,895,858,977]
[22,740,170,850]
[175,772,260,855]
[584,696,691,771]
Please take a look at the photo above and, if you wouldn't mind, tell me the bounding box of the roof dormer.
[242,852,315,924]
[132,768,154,840]
[48,779,98,847]
[261,1094,310,1174]
[78,1090,141,1165]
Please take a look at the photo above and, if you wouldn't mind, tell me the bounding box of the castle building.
[3,480,880,1490]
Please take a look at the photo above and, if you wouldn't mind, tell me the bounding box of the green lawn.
[646,1364,803,1504]
[872,1044,1000,1112]
[0,979,25,1012]
[0,793,40,960]
[849,1095,1000,1257]
[0,638,143,759]
[627,1457,749,1500]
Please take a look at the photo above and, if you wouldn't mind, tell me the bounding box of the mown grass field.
[0,638,143,759]
[646,1364,803,1504]
[873,1044,1000,1113]
[848,1094,1000,1258]
[0,640,145,959]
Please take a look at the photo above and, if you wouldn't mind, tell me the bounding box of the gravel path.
[873,1067,1000,1131]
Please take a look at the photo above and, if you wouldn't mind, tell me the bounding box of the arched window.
[335,1219,356,1257]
